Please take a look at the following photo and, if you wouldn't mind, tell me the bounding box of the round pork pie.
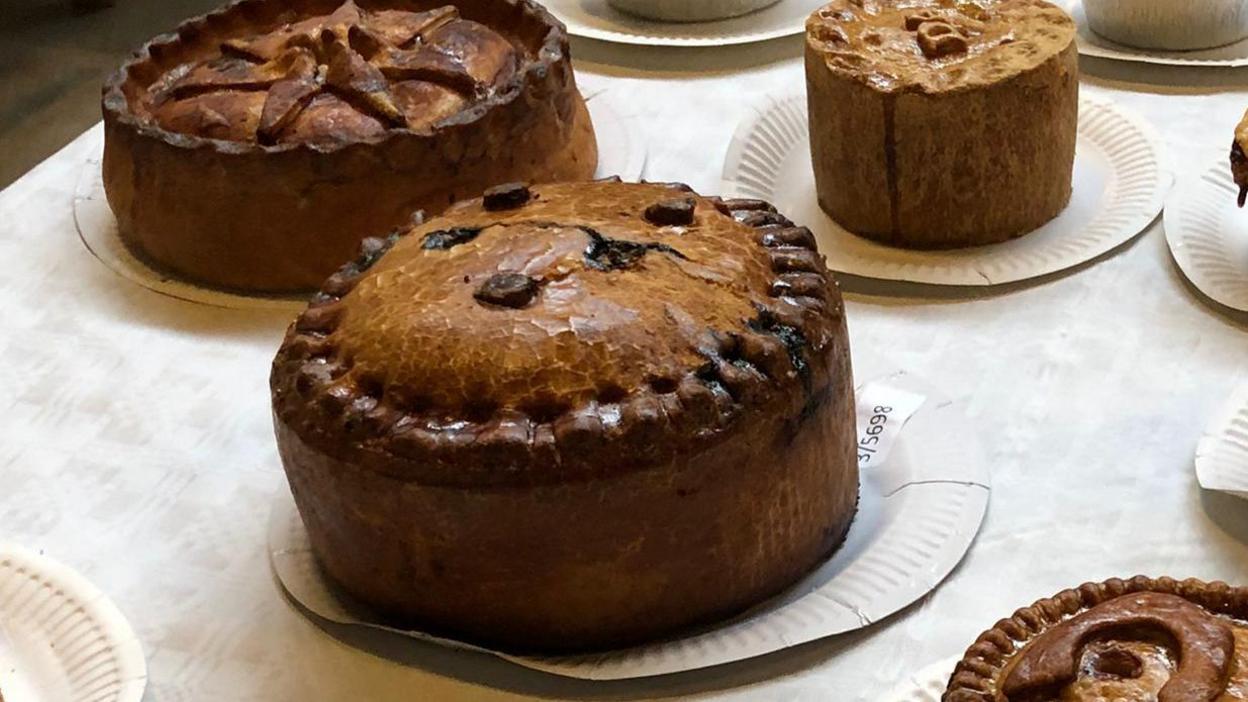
[806,0,1078,249]
[944,576,1248,701]
[102,0,597,292]
[270,179,859,652]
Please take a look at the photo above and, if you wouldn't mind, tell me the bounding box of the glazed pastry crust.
[270,181,859,651]
[943,576,1248,701]
[1233,109,1248,207]
[102,0,597,292]
[805,0,1078,249]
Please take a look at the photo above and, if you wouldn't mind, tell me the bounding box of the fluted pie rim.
[101,0,570,155]
[269,180,846,488]
[944,575,1248,701]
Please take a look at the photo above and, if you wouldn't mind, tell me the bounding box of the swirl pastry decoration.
[944,577,1248,702]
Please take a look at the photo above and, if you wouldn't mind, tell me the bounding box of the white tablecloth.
[3,33,1248,701]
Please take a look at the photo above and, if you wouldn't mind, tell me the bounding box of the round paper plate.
[1064,1,1248,68]
[0,544,146,702]
[73,91,645,311]
[721,94,1167,287]
[1195,382,1248,500]
[543,0,820,47]
[1164,159,1248,312]
[878,657,958,702]
[269,370,990,680]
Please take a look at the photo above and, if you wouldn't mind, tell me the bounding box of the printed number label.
[857,405,894,465]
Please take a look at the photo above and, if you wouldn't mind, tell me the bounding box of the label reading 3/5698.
[857,405,894,466]
[854,381,927,470]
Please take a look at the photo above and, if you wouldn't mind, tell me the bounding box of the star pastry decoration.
[153,1,507,144]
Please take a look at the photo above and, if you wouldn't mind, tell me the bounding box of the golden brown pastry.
[805,0,1078,249]
[944,576,1248,701]
[270,179,859,652]
[102,0,597,292]
[1233,110,1248,208]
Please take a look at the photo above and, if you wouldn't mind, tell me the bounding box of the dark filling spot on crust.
[582,227,687,271]
[748,309,811,392]
[355,233,399,269]
[1087,645,1144,680]
[474,272,538,308]
[644,198,696,226]
[483,182,531,211]
[695,362,737,404]
[422,226,483,250]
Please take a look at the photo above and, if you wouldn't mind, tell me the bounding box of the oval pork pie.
[944,576,1248,701]
[270,179,859,651]
[102,0,597,292]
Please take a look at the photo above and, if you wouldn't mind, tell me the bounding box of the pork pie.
[944,576,1248,701]
[103,0,597,292]
[270,180,859,651]
[806,0,1078,249]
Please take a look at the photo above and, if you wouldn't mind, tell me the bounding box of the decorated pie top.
[123,0,531,146]
[944,576,1248,702]
[806,0,1075,94]
[1232,110,1248,208]
[270,180,845,487]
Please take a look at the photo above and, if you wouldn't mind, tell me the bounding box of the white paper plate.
[1164,159,1248,312]
[0,544,146,702]
[721,94,1167,287]
[72,91,646,311]
[269,370,990,680]
[1065,0,1248,68]
[545,0,820,46]
[1196,382,1248,499]
[878,657,958,702]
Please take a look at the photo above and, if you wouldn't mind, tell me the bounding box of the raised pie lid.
[102,0,571,152]
[945,576,1248,701]
[270,180,845,486]
[806,0,1075,94]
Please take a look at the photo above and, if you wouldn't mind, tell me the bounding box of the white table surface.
[3,33,1248,702]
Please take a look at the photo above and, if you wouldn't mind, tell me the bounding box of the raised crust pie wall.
[805,0,1078,249]
[102,0,597,292]
[270,180,859,652]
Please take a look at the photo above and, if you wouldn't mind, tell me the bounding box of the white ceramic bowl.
[606,0,782,22]
[1083,0,1248,51]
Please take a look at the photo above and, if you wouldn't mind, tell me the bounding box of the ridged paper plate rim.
[1196,382,1248,498]
[269,371,990,680]
[71,92,645,311]
[721,93,1167,287]
[0,544,147,702]
[544,0,821,47]
[1163,159,1248,312]
[1065,1,1248,67]
[877,656,958,702]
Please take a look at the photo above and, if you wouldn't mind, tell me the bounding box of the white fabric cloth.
[1,35,1247,700]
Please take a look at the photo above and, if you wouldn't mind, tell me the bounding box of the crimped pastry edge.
[269,180,847,487]
[100,0,572,155]
[943,575,1248,701]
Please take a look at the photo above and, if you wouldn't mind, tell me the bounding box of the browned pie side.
[102,0,597,293]
[270,180,859,652]
[806,0,1078,249]
[944,576,1248,701]
[1233,110,1248,208]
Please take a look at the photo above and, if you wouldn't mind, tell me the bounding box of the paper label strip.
[855,382,927,470]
